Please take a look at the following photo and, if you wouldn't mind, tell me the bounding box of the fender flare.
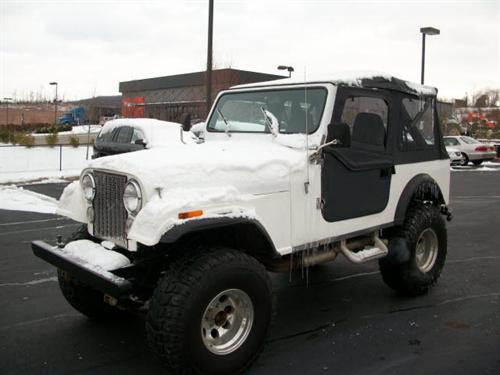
[159,216,281,259]
[394,174,445,225]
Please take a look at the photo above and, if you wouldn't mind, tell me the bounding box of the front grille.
[93,171,128,248]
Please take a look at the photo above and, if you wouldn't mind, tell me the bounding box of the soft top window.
[207,88,327,134]
[400,96,435,150]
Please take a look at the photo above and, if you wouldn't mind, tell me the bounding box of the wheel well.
[163,220,280,266]
[394,174,445,225]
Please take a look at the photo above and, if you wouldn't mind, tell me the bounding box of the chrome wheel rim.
[415,228,438,273]
[201,288,254,355]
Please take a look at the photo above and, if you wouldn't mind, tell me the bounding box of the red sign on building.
[122,96,145,118]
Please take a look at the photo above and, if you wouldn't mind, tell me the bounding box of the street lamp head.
[277,65,294,73]
[420,27,440,36]
[49,82,58,85]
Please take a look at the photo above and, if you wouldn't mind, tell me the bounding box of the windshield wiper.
[217,108,231,137]
[260,106,277,136]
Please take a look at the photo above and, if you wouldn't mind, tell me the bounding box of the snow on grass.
[0,169,81,184]
[0,145,91,183]
[0,185,58,214]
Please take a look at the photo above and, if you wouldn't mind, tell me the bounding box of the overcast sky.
[1,0,498,101]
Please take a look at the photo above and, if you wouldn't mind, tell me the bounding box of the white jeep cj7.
[33,73,452,375]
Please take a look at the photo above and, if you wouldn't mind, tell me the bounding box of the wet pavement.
[0,171,499,375]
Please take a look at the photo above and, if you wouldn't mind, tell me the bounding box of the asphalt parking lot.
[1,171,499,375]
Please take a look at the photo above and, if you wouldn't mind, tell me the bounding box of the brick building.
[119,68,285,122]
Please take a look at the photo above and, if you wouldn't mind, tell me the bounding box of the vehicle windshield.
[460,136,480,144]
[207,87,327,134]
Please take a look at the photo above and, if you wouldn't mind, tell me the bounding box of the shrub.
[8,132,19,145]
[0,130,9,143]
[45,132,58,147]
[69,135,80,148]
[18,133,35,148]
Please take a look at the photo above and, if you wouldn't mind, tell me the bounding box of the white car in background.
[443,136,496,166]
[446,147,464,166]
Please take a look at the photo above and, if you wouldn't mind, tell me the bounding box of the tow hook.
[56,235,64,248]
[440,205,453,222]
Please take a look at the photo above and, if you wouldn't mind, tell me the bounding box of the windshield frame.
[205,86,329,135]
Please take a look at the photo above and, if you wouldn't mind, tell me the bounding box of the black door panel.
[321,150,392,222]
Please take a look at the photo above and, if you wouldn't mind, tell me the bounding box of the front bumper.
[31,241,132,298]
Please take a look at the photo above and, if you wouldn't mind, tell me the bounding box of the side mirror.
[327,122,351,147]
[134,139,147,146]
[181,113,192,131]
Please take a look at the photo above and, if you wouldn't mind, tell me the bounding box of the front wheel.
[460,153,469,166]
[146,248,272,375]
[379,203,447,296]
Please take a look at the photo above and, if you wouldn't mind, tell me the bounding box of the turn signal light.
[178,210,203,219]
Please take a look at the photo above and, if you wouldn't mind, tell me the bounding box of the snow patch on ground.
[62,240,130,272]
[0,145,91,183]
[0,185,58,214]
[0,170,81,184]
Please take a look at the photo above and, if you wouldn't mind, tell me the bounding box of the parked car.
[33,73,452,375]
[92,118,191,159]
[446,147,464,166]
[442,136,496,166]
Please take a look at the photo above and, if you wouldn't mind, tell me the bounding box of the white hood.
[59,139,307,246]
[88,139,306,197]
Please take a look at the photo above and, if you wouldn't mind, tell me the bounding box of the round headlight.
[123,180,142,215]
[81,173,96,202]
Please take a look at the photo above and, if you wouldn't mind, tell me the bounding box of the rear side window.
[460,136,479,144]
[443,137,459,146]
[114,126,133,143]
[400,97,435,150]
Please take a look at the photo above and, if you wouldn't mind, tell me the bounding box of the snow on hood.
[87,139,306,197]
[58,138,308,246]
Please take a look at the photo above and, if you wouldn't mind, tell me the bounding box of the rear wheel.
[146,248,272,375]
[379,203,447,296]
[472,160,483,166]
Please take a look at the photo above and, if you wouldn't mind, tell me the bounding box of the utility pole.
[206,0,214,114]
[50,82,58,124]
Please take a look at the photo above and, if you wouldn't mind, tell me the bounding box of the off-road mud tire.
[146,247,272,375]
[379,203,447,296]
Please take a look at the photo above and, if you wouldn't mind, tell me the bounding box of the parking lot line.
[0,223,80,236]
[0,217,67,227]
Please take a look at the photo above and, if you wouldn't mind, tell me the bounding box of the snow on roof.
[232,70,437,96]
[100,118,192,146]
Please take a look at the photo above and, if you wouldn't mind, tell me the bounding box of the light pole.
[3,97,12,125]
[277,65,294,78]
[49,82,58,124]
[420,27,440,85]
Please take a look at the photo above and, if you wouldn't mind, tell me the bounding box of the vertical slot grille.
[93,171,128,247]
